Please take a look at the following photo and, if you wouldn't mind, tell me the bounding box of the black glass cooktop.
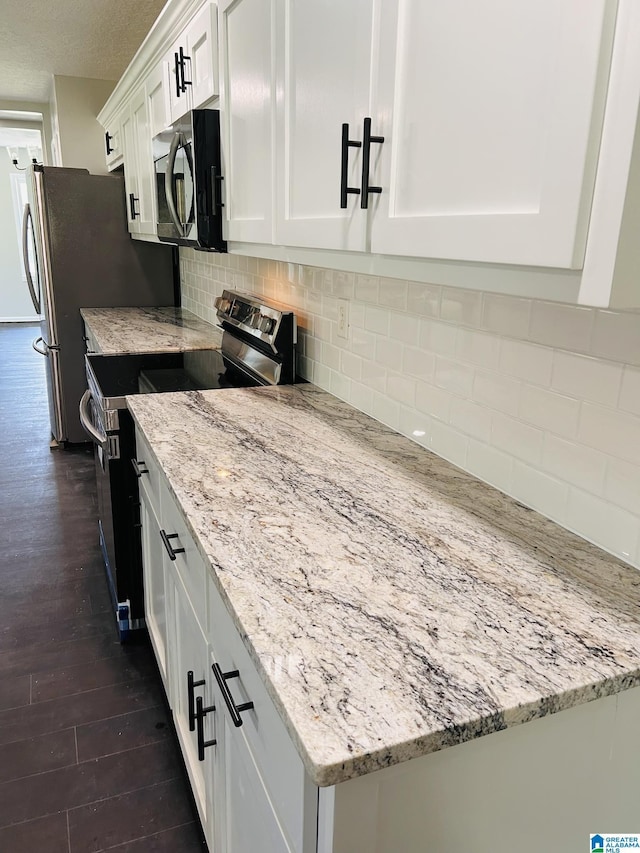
[87,349,258,399]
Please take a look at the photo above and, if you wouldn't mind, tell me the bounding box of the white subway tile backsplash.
[407,282,441,318]
[512,462,568,521]
[529,301,595,352]
[386,372,417,407]
[604,458,640,512]
[371,391,400,430]
[379,277,408,309]
[491,413,544,466]
[449,398,492,443]
[440,289,483,328]
[364,305,389,336]
[466,439,513,493]
[415,381,452,422]
[389,312,420,345]
[541,434,606,495]
[402,346,436,381]
[619,367,640,416]
[355,275,379,304]
[375,338,399,370]
[473,370,521,416]
[456,329,500,370]
[579,403,640,466]
[419,318,458,357]
[434,357,475,397]
[519,386,580,439]
[566,489,638,561]
[592,310,640,367]
[181,249,640,570]
[498,340,553,386]
[482,293,531,339]
[428,420,468,468]
[351,327,377,360]
[551,352,622,407]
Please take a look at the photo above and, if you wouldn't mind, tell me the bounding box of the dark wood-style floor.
[0,323,206,852]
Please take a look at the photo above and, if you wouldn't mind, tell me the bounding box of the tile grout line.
[74,727,78,764]
[66,809,71,853]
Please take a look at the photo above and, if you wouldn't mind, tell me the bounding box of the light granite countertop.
[80,306,221,354]
[127,384,640,788]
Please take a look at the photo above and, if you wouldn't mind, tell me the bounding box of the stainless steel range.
[79,291,296,639]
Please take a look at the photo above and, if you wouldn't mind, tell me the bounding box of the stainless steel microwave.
[152,109,227,251]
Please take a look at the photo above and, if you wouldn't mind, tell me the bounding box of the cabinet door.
[120,107,141,235]
[275,0,374,251]
[147,61,170,138]
[104,117,123,170]
[170,568,216,840]
[372,0,616,268]
[185,1,219,109]
[130,88,157,236]
[219,0,275,243]
[140,484,170,691]
[215,695,293,853]
[167,45,192,123]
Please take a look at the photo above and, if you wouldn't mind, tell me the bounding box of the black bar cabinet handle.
[360,117,384,209]
[159,529,185,560]
[187,670,206,731]
[210,166,225,210]
[129,193,139,220]
[105,131,114,155]
[340,123,362,209]
[212,663,254,727]
[195,696,216,761]
[174,51,182,98]
[131,458,149,478]
[179,46,192,92]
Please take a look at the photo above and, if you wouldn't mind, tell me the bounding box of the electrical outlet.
[337,298,349,340]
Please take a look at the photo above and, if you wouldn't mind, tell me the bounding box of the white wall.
[49,76,115,174]
[0,147,38,321]
[180,250,640,571]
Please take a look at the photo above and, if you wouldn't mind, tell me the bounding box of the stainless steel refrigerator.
[22,165,177,445]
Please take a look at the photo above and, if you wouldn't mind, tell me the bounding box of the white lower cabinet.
[139,479,170,690]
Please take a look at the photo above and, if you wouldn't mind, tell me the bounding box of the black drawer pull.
[195,696,216,761]
[340,122,361,208]
[360,117,384,209]
[131,458,149,478]
[187,670,205,732]
[212,663,254,727]
[160,529,185,560]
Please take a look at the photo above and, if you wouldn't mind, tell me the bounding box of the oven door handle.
[79,389,108,447]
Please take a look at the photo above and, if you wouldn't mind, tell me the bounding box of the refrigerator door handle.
[22,204,41,315]
[79,390,108,448]
[32,336,48,356]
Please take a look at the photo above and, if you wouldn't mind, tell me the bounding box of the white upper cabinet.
[274,0,375,251]
[104,115,124,171]
[167,1,219,123]
[371,0,616,268]
[147,61,170,138]
[219,0,276,243]
[130,88,157,236]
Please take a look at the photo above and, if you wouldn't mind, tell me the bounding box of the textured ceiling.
[0,0,168,103]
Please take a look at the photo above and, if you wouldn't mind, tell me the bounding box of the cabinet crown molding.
[98,0,205,125]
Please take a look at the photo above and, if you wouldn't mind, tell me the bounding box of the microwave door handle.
[79,389,108,448]
[22,204,41,314]
[165,132,185,237]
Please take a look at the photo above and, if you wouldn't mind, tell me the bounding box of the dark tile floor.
[0,323,207,852]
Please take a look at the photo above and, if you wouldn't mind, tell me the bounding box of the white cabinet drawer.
[133,428,163,517]
[161,487,208,635]
[208,576,317,853]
